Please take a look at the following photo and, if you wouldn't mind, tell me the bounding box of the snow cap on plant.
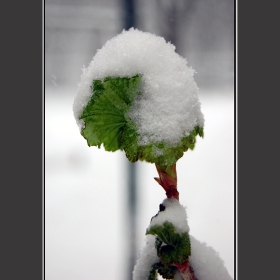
[133,198,192,280]
[148,198,190,234]
[73,28,204,168]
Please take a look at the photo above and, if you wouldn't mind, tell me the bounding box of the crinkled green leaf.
[79,75,141,151]
[79,74,203,166]
[157,265,177,279]
[147,222,191,266]
[148,263,160,280]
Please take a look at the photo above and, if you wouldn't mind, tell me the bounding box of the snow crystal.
[73,28,204,147]
[132,235,159,280]
[148,198,190,234]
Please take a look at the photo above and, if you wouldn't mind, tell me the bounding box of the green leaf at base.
[123,124,204,167]
[147,222,191,266]
[148,262,177,280]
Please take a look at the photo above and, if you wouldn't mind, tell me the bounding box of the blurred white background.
[45,0,235,279]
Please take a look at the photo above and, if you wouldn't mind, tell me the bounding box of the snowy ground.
[45,85,235,279]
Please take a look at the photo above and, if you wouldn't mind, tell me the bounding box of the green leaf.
[79,75,141,151]
[123,125,204,167]
[157,265,177,279]
[148,263,160,280]
[147,222,191,266]
[148,262,177,280]
[155,236,163,252]
[79,74,203,165]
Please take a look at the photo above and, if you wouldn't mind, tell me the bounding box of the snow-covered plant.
[73,29,232,280]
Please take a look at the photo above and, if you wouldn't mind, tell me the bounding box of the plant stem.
[173,260,198,280]
[154,163,198,280]
[154,163,179,200]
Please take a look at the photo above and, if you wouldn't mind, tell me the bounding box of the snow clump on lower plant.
[133,198,233,280]
[148,198,190,234]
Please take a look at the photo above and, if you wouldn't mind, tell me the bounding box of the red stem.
[173,260,198,280]
[154,163,179,200]
[154,163,198,279]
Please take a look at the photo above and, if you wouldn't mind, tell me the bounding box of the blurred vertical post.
[155,0,194,55]
[124,0,136,31]
[126,159,138,280]
[122,1,138,279]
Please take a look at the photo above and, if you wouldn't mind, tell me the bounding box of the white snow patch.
[73,28,204,147]
[148,198,190,234]
[189,235,233,280]
[132,235,159,280]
